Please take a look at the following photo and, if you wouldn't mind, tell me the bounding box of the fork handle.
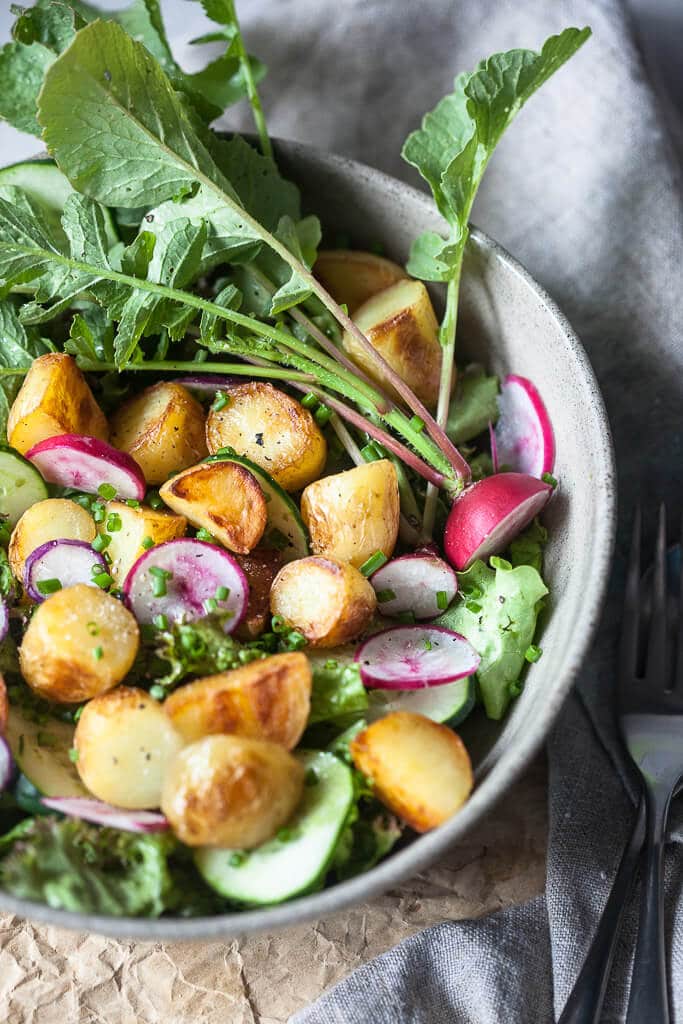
[625,784,673,1024]
[558,797,646,1024]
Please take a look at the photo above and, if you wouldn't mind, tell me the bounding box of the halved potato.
[235,546,283,638]
[350,711,473,831]
[159,461,267,554]
[270,555,376,648]
[102,500,187,584]
[7,353,108,455]
[205,382,327,492]
[19,584,140,703]
[109,382,208,486]
[164,652,311,749]
[161,733,304,848]
[9,498,96,581]
[75,686,184,809]
[314,249,407,313]
[342,279,444,407]
[301,460,399,569]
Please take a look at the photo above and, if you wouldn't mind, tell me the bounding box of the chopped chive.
[305,767,319,787]
[215,446,237,457]
[68,747,79,763]
[93,572,114,589]
[149,684,166,701]
[301,392,318,410]
[147,491,163,510]
[204,597,218,614]
[324,659,338,670]
[86,621,99,636]
[396,610,415,625]
[542,472,558,488]
[314,404,331,426]
[153,613,169,630]
[271,614,286,633]
[141,536,154,550]
[106,513,122,532]
[409,414,425,433]
[126,499,141,508]
[276,826,297,843]
[92,506,105,523]
[196,528,216,543]
[215,585,229,602]
[465,601,482,614]
[423,637,433,651]
[93,645,103,660]
[375,588,396,603]
[282,630,306,651]
[149,567,172,598]
[98,482,117,500]
[193,349,207,363]
[359,551,388,577]
[36,578,62,596]
[361,443,380,463]
[436,590,449,610]
[525,644,543,663]
[73,705,84,723]
[212,390,230,412]
[92,533,111,553]
[229,851,247,867]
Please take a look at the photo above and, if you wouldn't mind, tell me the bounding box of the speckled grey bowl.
[0,140,617,939]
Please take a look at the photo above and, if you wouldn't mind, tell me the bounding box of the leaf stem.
[224,0,272,160]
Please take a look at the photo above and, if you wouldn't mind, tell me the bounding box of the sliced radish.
[444,472,552,571]
[41,797,168,833]
[26,435,146,501]
[174,374,236,399]
[23,539,103,603]
[355,625,480,689]
[494,374,555,478]
[371,553,457,619]
[0,736,16,793]
[123,538,249,630]
[0,599,8,644]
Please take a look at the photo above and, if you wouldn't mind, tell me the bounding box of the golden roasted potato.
[0,674,7,734]
[75,687,184,809]
[19,584,140,703]
[350,711,473,832]
[342,279,444,407]
[102,500,187,584]
[7,353,108,455]
[164,652,311,749]
[159,461,267,554]
[161,734,304,848]
[301,460,399,569]
[109,382,208,486]
[314,249,407,313]
[9,498,96,581]
[205,382,327,492]
[270,555,376,648]
[234,546,283,639]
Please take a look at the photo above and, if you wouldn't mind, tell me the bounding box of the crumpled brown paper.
[0,761,546,1024]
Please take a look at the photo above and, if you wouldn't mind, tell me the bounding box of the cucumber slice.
[367,676,475,726]
[5,706,87,798]
[0,160,119,247]
[195,750,353,905]
[207,451,309,562]
[0,448,48,526]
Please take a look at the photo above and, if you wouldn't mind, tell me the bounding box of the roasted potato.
[162,734,304,848]
[9,498,96,581]
[205,382,327,492]
[314,249,407,313]
[342,279,444,407]
[235,546,283,639]
[0,674,7,734]
[301,460,399,569]
[350,711,473,832]
[109,382,208,486]
[270,555,376,648]
[19,584,140,703]
[159,461,267,554]
[102,500,187,584]
[164,652,311,749]
[75,687,184,809]
[7,353,108,455]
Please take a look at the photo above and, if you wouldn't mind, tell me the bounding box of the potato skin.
[9,498,96,582]
[19,584,140,703]
[102,500,187,584]
[164,652,311,749]
[342,279,444,407]
[234,546,283,639]
[205,382,327,492]
[7,353,108,454]
[301,460,399,569]
[110,382,208,486]
[161,734,304,848]
[350,711,473,832]
[75,687,184,809]
[314,249,407,314]
[270,555,376,648]
[159,461,267,554]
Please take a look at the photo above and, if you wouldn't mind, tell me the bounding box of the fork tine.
[645,503,669,687]
[620,504,642,678]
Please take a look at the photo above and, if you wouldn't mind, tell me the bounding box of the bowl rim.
[0,139,617,940]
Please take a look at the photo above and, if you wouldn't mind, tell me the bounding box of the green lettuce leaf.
[309,661,368,726]
[447,365,499,445]
[509,519,548,573]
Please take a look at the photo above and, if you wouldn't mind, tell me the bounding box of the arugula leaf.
[266,215,322,315]
[153,614,273,688]
[447,365,499,445]
[0,38,55,136]
[436,558,548,719]
[0,300,50,441]
[308,660,368,725]
[12,1,83,52]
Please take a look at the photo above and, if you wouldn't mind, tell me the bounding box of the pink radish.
[0,736,16,792]
[371,553,457,619]
[355,625,480,689]
[444,472,552,571]
[123,538,249,629]
[494,375,555,478]
[24,539,103,602]
[0,598,8,644]
[41,797,168,833]
[26,435,146,501]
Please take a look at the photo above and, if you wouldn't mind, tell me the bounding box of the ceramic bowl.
[0,139,617,938]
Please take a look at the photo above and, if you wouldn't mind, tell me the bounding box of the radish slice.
[41,797,169,833]
[0,599,8,644]
[26,435,146,501]
[371,553,457,619]
[24,539,103,602]
[123,538,249,630]
[355,625,480,689]
[174,374,236,399]
[0,736,16,793]
[494,375,555,478]
[444,472,552,571]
